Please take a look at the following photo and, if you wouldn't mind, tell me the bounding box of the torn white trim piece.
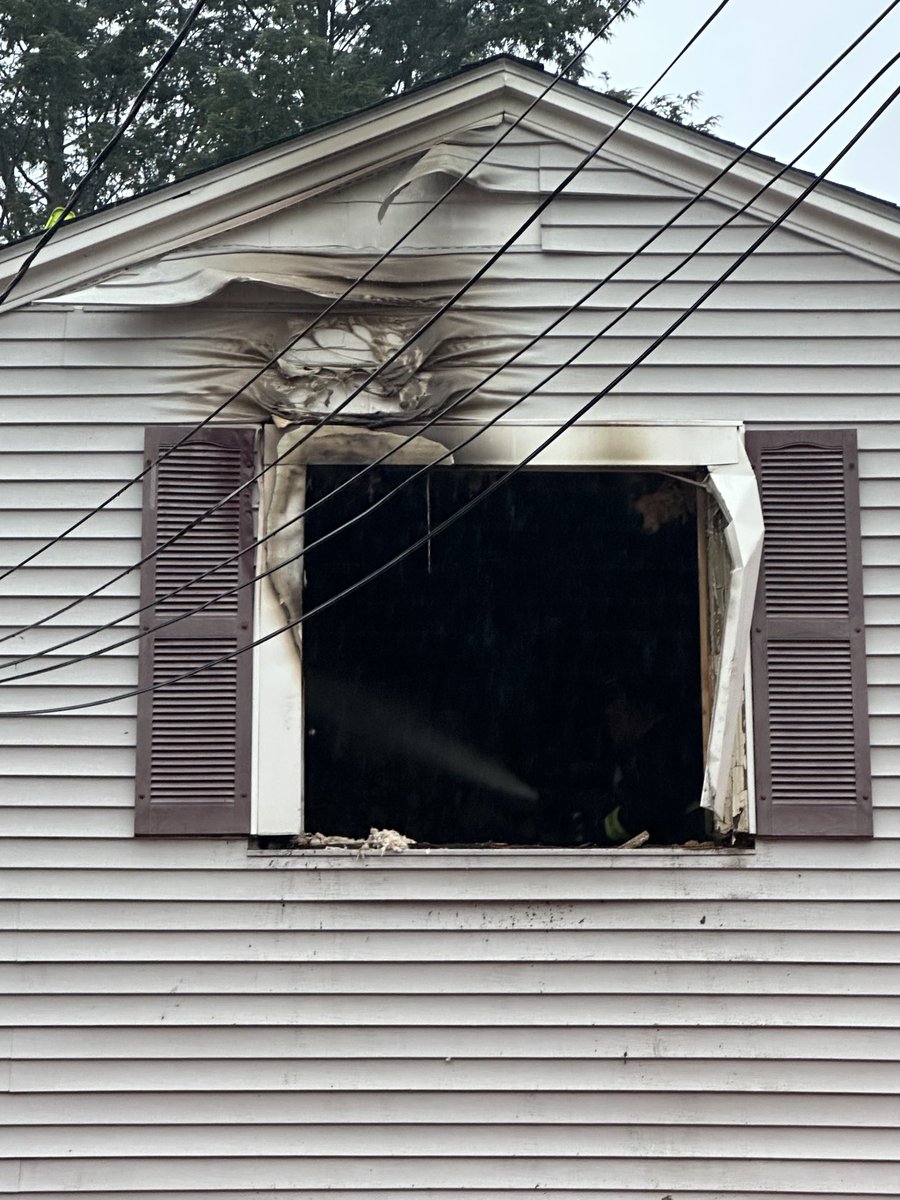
[703,448,764,831]
[378,117,531,219]
[252,426,304,836]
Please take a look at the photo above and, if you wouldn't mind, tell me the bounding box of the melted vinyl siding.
[2,149,900,1199]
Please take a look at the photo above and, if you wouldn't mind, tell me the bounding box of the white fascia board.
[0,63,520,315]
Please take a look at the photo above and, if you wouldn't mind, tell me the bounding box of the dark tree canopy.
[0,0,709,243]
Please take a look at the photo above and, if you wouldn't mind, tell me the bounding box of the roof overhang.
[2,56,899,314]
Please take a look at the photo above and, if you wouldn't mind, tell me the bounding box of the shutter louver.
[747,429,872,837]
[135,428,256,835]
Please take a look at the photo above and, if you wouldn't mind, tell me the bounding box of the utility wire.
[7,69,898,716]
[0,0,715,635]
[0,0,732,662]
[0,0,729,659]
[0,0,208,307]
[4,2,897,679]
[0,0,638,585]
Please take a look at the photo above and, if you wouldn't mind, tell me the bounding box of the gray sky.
[589,0,900,205]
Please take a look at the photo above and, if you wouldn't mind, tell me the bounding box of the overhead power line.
[0,0,735,660]
[2,0,898,679]
[0,0,639,584]
[6,65,898,716]
[0,0,209,307]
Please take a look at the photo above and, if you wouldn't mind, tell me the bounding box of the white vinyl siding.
[1,127,899,1198]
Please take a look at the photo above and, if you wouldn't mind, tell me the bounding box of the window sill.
[247,843,755,866]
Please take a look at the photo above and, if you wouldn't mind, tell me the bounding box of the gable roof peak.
[2,54,900,312]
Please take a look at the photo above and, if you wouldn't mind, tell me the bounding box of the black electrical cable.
[0,0,734,686]
[7,71,898,716]
[0,0,719,655]
[0,0,638,586]
[0,0,208,307]
[5,7,898,680]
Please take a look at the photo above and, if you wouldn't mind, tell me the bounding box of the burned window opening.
[301,465,708,847]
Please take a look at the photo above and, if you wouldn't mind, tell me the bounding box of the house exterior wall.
[1,134,899,1197]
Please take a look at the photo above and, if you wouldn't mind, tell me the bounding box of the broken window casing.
[253,422,763,843]
[701,490,751,835]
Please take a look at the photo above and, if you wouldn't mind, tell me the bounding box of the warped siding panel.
[512,334,900,366]
[442,362,900,395]
[2,124,900,1200]
[26,300,900,338]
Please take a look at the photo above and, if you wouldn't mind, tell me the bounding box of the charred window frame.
[251,421,763,845]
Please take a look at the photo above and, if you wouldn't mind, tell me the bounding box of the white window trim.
[252,420,763,839]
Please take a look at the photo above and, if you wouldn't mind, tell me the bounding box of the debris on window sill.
[250,834,754,856]
[619,830,650,849]
[293,827,416,854]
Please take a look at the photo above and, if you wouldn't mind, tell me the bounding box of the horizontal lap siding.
[2,148,900,1199]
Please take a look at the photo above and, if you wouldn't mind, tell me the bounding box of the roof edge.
[2,56,899,312]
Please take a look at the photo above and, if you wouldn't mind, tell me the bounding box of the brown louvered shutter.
[135,427,256,835]
[746,429,872,837]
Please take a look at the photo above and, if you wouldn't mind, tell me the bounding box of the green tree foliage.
[0,0,708,243]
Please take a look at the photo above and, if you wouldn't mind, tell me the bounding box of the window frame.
[251,419,764,841]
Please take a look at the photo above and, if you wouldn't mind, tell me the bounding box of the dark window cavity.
[302,465,706,846]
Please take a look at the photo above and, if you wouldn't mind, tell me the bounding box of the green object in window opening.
[604,805,629,843]
[44,207,74,229]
